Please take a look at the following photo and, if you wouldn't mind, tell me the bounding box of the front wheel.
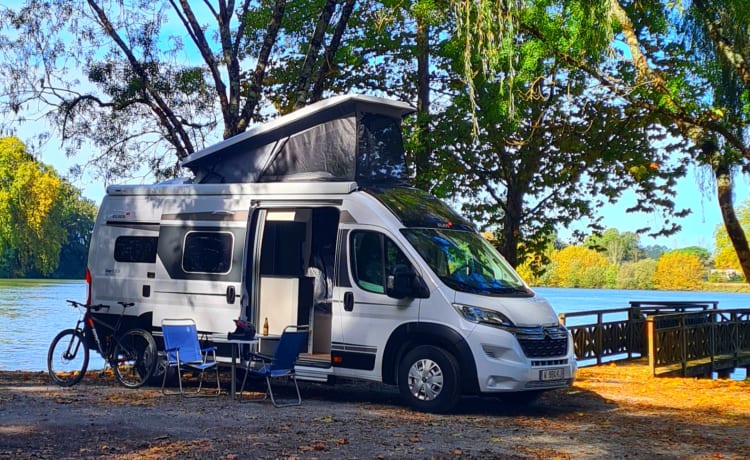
[113,329,157,388]
[398,345,461,413]
[48,329,89,387]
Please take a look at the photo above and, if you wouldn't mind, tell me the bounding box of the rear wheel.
[113,329,157,388]
[398,345,460,413]
[48,329,89,387]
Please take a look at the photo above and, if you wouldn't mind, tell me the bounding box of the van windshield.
[401,229,531,296]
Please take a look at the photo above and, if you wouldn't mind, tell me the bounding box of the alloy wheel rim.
[407,358,444,401]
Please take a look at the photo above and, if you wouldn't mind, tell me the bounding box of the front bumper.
[468,324,577,393]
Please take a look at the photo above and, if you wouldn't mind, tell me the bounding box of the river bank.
[1,360,748,459]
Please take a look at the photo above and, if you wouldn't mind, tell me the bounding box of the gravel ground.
[1,362,748,459]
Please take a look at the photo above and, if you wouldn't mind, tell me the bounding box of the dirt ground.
[1,361,748,459]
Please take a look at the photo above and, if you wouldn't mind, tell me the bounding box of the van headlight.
[452,303,515,328]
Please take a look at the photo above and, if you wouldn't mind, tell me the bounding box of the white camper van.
[87,94,576,412]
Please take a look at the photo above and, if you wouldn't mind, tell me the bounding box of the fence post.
[710,311,716,374]
[647,317,655,376]
[596,311,603,365]
[680,315,687,377]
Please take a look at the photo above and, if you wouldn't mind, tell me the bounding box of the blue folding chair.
[161,319,221,397]
[239,325,308,407]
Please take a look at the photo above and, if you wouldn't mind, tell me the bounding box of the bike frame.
[76,302,132,367]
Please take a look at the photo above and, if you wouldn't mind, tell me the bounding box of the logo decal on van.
[109,211,133,220]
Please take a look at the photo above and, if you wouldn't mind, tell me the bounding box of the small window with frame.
[182,231,234,274]
[114,236,158,263]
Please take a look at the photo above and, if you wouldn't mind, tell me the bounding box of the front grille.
[515,326,568,358]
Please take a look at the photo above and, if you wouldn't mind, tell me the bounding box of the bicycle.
[47,300,157,388]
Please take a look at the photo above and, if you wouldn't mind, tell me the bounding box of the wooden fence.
[647,309,750,376]
[558,301,750,376]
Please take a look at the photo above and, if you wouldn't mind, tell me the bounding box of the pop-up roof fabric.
[182,95,415,184]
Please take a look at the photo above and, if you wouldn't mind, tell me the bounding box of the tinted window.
[351,231,411,294]
[365,187,474,231]
[182,232,233,274]
[114,236,158,263]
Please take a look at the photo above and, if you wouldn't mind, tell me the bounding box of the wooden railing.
[647,309,750,376]
[559,301,721,366]
[559,308,640,365]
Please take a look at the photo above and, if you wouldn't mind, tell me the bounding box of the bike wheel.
[47,329,89,387]
[113,328,157,388]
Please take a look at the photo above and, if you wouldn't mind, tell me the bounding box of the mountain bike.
[47,300,157,388]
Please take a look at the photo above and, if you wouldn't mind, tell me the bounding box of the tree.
[653,251,705,291]
[673,246,712,268]
[543,245,614,288]
[0,0,359,181]
[515,232,559,285]
[616,259,657,290]
[426,12,690,268]
[50,182,98,279]
[0,137,63,276]
[585,228,640,266]
[714,199,750,271]
[0,137,95,278]
[447,0,750,282]
[641,244,669,261]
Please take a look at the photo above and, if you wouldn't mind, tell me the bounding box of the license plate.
[540,368,565,381]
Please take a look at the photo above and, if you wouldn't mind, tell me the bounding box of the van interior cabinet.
[258,275,312,337]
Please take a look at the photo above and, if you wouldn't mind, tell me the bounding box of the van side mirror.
[386,264,430,299]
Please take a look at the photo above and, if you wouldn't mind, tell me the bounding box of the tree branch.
[86,0,194,158]
[239,0,287,129]
[291,0,337,111]
[310,0,356,103]
[171,0,230,132]
[693,0,750,88]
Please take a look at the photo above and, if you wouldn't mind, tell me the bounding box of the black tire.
[113,329,157,388]
[48,329,89,387]
[398,345,461,413]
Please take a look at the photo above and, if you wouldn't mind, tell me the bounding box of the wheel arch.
[382,322,479,394]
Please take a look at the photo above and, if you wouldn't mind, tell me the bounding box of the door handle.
[344,291,354,311]
[226,286,236,304]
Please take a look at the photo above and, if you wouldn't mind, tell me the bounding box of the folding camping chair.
[238,325,307,407]
[161,318,221,397]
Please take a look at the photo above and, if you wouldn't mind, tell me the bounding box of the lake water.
[2,280,749,377]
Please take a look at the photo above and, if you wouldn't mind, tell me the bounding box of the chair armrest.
[201,346,217,353]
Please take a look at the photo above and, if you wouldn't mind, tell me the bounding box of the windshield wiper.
[487,286,532,296]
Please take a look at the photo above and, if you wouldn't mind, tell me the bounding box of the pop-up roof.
[182,94,415,184]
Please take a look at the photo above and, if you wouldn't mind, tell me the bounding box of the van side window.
[182,232,233,274]
[114,236,158,263]
[351,231,410,294]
